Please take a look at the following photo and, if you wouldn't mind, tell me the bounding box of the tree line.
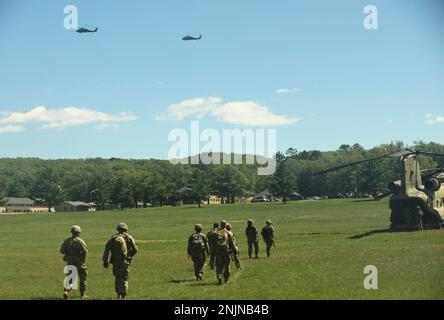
[1,141,443,209]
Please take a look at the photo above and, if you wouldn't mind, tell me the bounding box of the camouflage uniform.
[103,223,138,299]
[245,219,259,259]
[261,220,275,258]
[206,223,219,269]
[60,225,88,299]
[188,224,210,280]
[214,220,238,284]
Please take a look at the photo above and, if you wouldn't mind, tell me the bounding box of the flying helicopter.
[76,27,98,33]
[313,150,444,231]
[182,34,202,41]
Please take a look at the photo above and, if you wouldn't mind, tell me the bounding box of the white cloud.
[156,97,298,127]
[425,114,444,125]
[0,125,25,133]
[275,88,301,94]
[0,106,138,133]
[155,97,221,122]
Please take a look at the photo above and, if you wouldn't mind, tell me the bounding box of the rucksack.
[262,226,273,239]
[190,233,206,255]
[214,230,229,253]
[111,234,128,261]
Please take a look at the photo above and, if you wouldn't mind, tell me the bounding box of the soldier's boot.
[217,276,223,285]
[198,272,203,281]
[224,277,230,284]
[121,293,127,300]
[63,290,69,300]
[255,255,259,259]
[80,291,88,299]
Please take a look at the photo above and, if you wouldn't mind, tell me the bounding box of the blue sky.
[0,0,443,159]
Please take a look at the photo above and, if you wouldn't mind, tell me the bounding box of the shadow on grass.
[169,279,194,284]
[31,297,63,300]
[169,279,219,287]
[351,199,378,203]
[292,232,352,236]
[188,282,220,287]
[348,229,390,239]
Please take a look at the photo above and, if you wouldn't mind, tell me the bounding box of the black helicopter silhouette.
[182,34,202,41]
[76,27,98,33]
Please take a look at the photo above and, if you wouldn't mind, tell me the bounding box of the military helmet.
[71,225,81,234]
[247,219,253,225]
[213,222,220,228]
[226,223,232,231]
[266,220,272,225]
[220,220,227,228]
[117,222,128,232]
[194,224,202,232]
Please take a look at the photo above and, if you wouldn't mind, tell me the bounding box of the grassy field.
[0,199,443,300]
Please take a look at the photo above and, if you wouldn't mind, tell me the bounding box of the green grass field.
[0,199,443,300]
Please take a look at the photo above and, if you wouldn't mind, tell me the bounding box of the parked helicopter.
[313,150,444,231]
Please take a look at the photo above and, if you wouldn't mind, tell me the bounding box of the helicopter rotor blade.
[374,191,394,201]
[387,150,414,158]
[311,150,417,176]
[416,151,444,157]
[311,152,400,176]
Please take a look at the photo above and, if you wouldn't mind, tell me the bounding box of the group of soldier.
[60,222,138,300]
[187,219,275,284]
[59,219,275,299]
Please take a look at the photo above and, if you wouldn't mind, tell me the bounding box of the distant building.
[1,197,51,213]
[205,195,222,205]
[56,201,95,212]
[238,196,254,204]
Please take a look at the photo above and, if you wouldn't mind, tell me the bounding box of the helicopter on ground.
[76,27,98,33]
[313,150,444,231]
[182,34,202,41]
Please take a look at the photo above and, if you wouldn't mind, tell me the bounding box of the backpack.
[262,226,273,240]
[190,233,206,255]
[214,230,229,254]
[111,234,128,262]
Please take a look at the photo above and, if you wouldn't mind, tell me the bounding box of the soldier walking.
[245,219,259,259]
[60,225,88,300]
[261,220,275,258]
[188,224,210,280]
[214,220,238,285]
[206,222,219,269]
[103,223,138,299]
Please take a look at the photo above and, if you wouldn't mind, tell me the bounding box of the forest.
[1,141,443,209]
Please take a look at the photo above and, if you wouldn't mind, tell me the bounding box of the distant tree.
[189,169,210,207]
[285,148,298,159]
[275,151,286,162]
[110,172,133,210]
[211,166,249,203]
[272,161,297,203]
[32,168,65,211]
